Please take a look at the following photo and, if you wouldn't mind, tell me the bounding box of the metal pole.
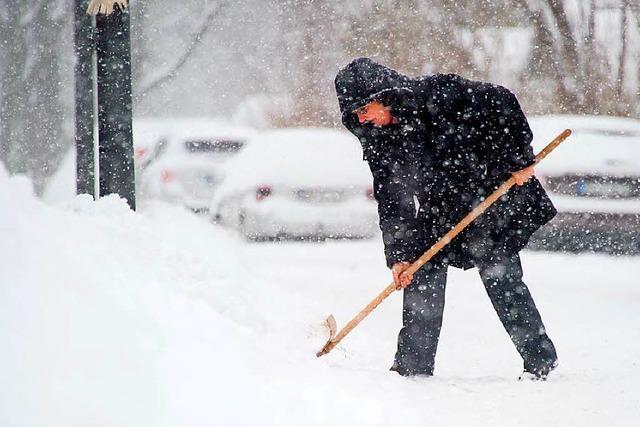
[95,5,136,210]
[74,0,95,197]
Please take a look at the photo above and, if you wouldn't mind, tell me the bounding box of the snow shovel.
[316,129,572,357]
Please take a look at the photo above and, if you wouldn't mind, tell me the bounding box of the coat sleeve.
[368,157,425,269]
[480,86,536,181]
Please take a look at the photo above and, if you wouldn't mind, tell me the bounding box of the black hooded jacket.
[335,58,557,269]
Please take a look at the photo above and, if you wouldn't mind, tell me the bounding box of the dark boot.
[519,360,558,381]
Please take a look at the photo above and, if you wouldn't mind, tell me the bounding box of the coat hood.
[335,57,413,119]
[334,58,426,162]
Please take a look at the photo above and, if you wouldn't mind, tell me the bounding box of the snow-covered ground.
[2,166,640,426]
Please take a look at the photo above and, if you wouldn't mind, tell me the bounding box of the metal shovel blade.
[325,314,337,340]
[316,314,337,357]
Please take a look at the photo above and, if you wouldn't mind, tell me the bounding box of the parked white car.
[210,128,378,240]
[139,119,254,213]
[528,115,640,254]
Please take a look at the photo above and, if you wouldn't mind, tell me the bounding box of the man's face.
[354,101,393,127]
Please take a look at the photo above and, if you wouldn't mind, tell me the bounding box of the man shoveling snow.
[334,57,558,380]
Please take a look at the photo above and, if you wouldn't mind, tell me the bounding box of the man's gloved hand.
[392,262,414,290]
[511,165,535,186]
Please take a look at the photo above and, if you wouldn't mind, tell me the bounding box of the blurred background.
[2,0,640,187]
[1,0,639,253]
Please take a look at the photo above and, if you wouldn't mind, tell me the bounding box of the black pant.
[392,252,558,376]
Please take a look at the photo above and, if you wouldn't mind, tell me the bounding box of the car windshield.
[184,139,244,154]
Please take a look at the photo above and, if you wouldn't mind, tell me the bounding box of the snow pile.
[0,168,269,426]
[0,166,371,427]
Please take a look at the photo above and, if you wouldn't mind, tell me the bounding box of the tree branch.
[135,1,228,98]
[512,0,534,16]
[544,0,580,74]
[17,0,47,26]
[540,0,582,110]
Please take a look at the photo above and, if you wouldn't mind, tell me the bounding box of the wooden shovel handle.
[317,129,572,357]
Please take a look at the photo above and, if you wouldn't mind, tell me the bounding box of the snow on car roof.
[165,119,255,141]
[133,117,255,158]
[529,115,640,177]
[217,128,372,194]
[135,117,254,138]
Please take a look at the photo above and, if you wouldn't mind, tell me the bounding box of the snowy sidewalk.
[241,241,640,426]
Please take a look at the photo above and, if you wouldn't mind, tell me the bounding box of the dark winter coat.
[335,58,557,269]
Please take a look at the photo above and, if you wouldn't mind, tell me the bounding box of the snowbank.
[0,168,268,426]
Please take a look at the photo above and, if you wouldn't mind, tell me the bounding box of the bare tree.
[513,0,639,115]
[0,1,71,192]
[617,0,629,99]
[339,0,472,77]
[544,0,583,110]
[265,0,342,127]
[134,1,229,99]
[634,3,640,113]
